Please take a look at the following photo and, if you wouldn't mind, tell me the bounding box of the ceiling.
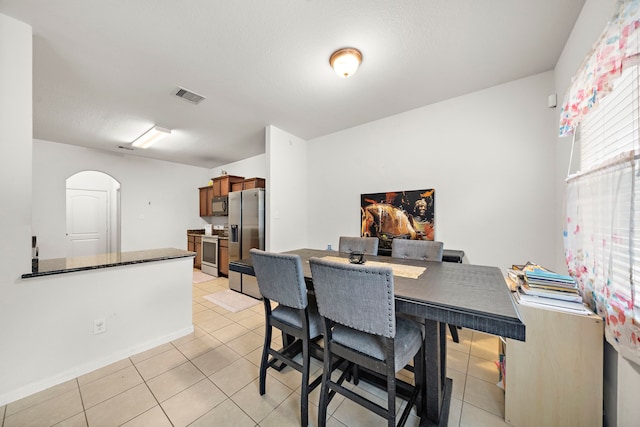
[1,0,586,169]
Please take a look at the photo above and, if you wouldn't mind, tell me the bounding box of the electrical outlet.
[93,318,106,334]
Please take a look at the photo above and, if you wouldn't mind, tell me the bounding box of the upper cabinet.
[199,175,245,217]
[242,177,266,190]
[213,175,245,197]
[199,186,214,216]
[231,177,266,192]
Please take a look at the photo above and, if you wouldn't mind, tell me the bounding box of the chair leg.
[449,324,459,343]
[414,344,425,416]
[259,321,272,395]
[300,334,310,427]
[352,364,360,385]
[387,367,396,427]
[318,348,333,427]
[318,336,338,427]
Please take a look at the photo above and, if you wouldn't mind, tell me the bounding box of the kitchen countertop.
[22,248,195,279]
[187,229,227,238]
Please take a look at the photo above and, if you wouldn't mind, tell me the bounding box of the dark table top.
[230,248,525,341]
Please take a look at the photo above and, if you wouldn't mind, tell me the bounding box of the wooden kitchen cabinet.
[187,236,193,252]
[219,238,228,276]
[242,177,265,190]
[211,179,222,197]
[230,177,266,192]
[199,186,214,217]
[194,235,202,268]
[187,234,203,268]
[201,175,245,216]
[212,175,244,197]
[504,297,603,427]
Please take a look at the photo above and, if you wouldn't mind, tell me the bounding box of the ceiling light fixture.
[131,126,171,149]
[330,48,362,78]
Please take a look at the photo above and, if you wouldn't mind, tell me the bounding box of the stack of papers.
[512,266,593,316]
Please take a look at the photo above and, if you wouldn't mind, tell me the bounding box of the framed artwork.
[360,189,435,249]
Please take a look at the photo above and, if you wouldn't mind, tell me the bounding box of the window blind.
[565,63,640,362]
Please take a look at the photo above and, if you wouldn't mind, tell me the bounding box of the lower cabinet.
[187,234,202,268]
[504,298,603,427]
[195,236,202,268]
[219,238,228,276]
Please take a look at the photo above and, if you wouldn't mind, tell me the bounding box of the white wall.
[0,10,33,403]
[208,153,267,229]
[617,356,640,427]
[553,1,636,426]
[0,14,32,281]
[265,125,308,252]
[1,257,193,406]
[210,153,266,179]
[306,72,557,271]
[0,18,194,404]
[32,139,212,258]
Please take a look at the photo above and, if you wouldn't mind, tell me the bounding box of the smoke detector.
[174,87,206,105]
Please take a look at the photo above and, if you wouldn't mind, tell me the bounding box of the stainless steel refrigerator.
[228,188,265,299]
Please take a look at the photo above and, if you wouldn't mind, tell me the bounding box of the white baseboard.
[0,325,194,407]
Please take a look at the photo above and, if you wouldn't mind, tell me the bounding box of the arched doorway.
[66,171,121,257]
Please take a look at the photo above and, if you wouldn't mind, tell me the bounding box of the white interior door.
[66,189,108,257]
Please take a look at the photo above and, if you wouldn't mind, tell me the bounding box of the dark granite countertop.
[22,248,195,279]
[187,230,228,238]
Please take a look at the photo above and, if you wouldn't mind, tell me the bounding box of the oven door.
[201,236,218,277]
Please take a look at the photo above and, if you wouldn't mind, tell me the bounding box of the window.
[564,63,640,363]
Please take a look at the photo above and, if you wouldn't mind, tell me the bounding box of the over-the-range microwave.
[211,196,228,216]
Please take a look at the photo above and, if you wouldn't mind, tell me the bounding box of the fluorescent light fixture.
[330,48,362,78]
[131,126,171,149]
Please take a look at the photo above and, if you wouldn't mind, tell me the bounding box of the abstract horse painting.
[360,189,435,247]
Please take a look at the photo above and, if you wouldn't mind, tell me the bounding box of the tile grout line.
[1,278,504,427]
[72,378,88,427]
[129,353,176,427]
[177,304,269,426]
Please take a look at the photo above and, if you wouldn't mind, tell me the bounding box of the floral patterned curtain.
[559,0,640,137]
[564,153,640,363]
[562,0,640,364]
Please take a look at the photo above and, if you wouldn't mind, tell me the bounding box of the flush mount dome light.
[330,48,362,78]
[131,125,171,149]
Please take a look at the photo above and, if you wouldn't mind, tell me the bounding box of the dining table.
[229,248,525,427]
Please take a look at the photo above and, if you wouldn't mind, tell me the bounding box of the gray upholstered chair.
[309,257,423,427]
[250,249,323,427]
[390,239,460,343]
[338,236,379,256]
[391,239,443,261]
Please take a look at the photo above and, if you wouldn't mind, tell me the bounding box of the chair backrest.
[391,239,444,261]
[338,236,379,256]
[309,257,395,338]
[250,249,308,309]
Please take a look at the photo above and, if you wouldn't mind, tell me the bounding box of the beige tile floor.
[1,274,510,427]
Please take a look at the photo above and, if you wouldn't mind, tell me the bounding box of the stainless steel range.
[201,235,219,277]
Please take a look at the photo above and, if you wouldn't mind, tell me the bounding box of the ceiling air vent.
[174,87,206,105]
